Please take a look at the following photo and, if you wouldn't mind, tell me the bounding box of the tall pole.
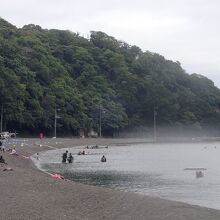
[153,107,157,142]
[0,104,3,133]
[54,108,57,138]
[99,105,102,137]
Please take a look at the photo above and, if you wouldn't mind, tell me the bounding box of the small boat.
[184,168,207,171]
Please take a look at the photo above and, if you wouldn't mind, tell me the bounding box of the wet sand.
[1,138,220,220]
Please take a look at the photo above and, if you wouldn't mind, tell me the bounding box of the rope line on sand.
[43,145,57,149]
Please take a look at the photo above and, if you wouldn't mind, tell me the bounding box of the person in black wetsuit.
[67,153,74,163]
[101,155,106,162]
[62,151,68,163]
[0,155,6,164]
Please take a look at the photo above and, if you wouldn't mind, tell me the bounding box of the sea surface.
[33,142,220,210]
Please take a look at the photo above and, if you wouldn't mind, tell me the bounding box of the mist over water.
[34,142,220,210]
[117,125,220,139]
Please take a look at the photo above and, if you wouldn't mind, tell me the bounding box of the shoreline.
[1,138,220,220]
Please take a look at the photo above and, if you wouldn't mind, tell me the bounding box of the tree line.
[1,18,220,137]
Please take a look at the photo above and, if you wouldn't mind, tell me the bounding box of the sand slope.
[0,138,220,220]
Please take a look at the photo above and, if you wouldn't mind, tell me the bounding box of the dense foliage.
[1,18,220,137]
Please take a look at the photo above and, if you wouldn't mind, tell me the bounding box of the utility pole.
[0,104,3,133]
[54,108,57,138]
[54,107,61,138]
[153,107,157,142]
[99,104,102,137]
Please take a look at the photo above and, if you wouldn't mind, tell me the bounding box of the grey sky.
[1,0,220,87]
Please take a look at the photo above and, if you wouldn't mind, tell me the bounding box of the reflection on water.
[36,142,220,210]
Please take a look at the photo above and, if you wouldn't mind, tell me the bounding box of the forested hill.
[1,17,220,137]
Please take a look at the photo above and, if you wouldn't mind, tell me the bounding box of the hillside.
[0,18,220,137]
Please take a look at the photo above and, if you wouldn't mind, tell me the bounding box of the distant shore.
[1,138,220,220]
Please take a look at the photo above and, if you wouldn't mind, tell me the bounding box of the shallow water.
[34,142,220,210]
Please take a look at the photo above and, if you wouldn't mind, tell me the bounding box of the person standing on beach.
[1,138,6,153]
[62,151,68,163]
[0,140,2,152]
[0,155,6,164]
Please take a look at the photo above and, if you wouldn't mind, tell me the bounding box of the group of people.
[78,150,87,155]
[62,151,73,163]
[62,150,107,163]
[85,145,108,149]
[86,145,99,149]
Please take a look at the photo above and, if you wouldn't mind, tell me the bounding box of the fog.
[116,125,220,140]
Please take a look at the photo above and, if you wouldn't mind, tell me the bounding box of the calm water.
[33,142,220,210]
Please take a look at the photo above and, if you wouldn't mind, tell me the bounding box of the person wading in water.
[67,153,74,163]
[62,150,68,163]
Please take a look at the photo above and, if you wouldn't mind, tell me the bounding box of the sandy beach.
[1,138,220,220]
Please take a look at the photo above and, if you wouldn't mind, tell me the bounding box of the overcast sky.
[1,0,220,87]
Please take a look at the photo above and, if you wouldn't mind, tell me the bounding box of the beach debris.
[51,173,65,180]
[3,167,13,171]
[34,142,43,147]
[21,155,29,160]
